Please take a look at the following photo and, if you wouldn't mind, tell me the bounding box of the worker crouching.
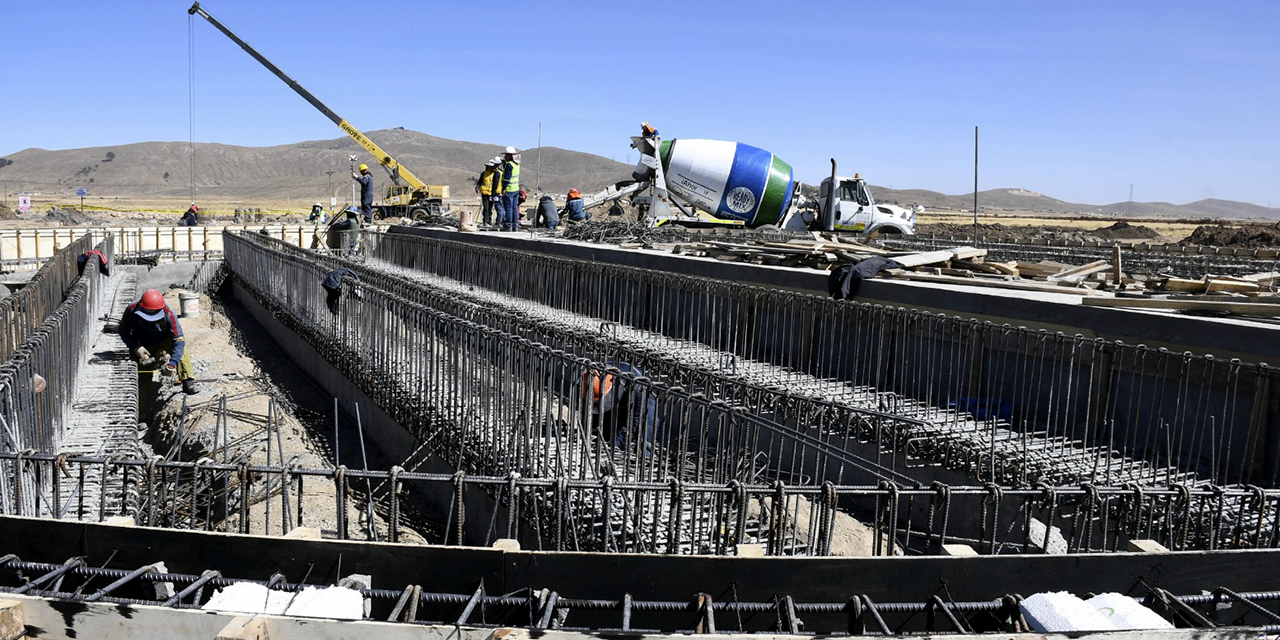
[563,188,589,223]
[584,363,658,460]
[121,289,199,396]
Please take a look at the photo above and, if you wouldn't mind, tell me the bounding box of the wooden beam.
[882,270,1101,295]
[216,615,271,640]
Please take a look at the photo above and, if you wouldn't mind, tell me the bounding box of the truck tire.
[410,208,429,220]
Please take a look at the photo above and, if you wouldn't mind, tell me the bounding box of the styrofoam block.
[1020,591,1117,633]
[1086,592,1174,630]
[202,582,363,620]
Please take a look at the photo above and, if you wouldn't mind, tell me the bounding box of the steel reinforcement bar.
[7,552,1278,634]
[886,236,1280,279]
[0,233,98,363]
[365,231,1280,487]
[3,452,1278,555]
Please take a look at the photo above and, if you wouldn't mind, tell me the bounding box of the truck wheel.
[755,224,782,233]
[410,208,429,220]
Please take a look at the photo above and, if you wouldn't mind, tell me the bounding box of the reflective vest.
[502,161,521,193]
[479,170,496,196]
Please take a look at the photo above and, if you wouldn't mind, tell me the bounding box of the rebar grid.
[8,449,1279,555]
[0,233,99,363]
[1,553,1277,634]
[886,236,1280,280]
[364,230,1280,487]
[0,236,115,456]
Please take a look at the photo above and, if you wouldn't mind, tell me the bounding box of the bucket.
[179,291,200,318]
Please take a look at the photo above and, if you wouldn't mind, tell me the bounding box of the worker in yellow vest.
[498,146,521,231]
[476,158,500,226]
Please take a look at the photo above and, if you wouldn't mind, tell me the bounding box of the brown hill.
[0,129,633,202]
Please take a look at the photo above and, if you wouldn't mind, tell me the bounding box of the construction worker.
[120,289,198,395]
[583,363,658,457]
[537,194,559,230]
[180,204,199,226]
[352,163,374,223]
[331,208,362,255]
[498,147,521,231]
[476,158,499,226]
[563,188,589,223]
[309,202,324,223]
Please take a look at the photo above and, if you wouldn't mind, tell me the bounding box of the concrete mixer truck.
[581,127,916,235]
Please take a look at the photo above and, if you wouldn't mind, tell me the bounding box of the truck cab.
[783,174,915,235]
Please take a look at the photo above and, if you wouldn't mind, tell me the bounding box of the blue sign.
[76,188,88,197]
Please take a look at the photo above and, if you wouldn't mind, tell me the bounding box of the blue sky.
[2,1,1277,207]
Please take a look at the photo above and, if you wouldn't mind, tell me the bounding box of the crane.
[187,2,449,219]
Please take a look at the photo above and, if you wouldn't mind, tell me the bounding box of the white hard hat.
[492,156,503,164]
[504,146,518,154]
[485,159,498,167]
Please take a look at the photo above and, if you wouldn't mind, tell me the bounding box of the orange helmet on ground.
[140,289,165,311]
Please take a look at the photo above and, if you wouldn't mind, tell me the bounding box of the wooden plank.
[890,249,962,268]
[1239,272,1280,283]
[1162,277,1207,292]
[1082,297,1280,316]
[217,616,271,640]
[1047,259,1109,280]
[882,270,1102,296]
[1205,279,1262,294]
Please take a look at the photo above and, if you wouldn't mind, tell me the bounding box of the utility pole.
[973,126,979,243]
[1129,183,1134,215]
[536,121,542,194]
[326,169,335,211]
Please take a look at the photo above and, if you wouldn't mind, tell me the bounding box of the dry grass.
[922,210,1203,241]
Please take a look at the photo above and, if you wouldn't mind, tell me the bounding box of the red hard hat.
[190,204,198,212]
[140,289,165,311]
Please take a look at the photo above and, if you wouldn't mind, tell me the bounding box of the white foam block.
[202,582,364,620]
[1086,592,1174,630]
[1020,591,1118,633]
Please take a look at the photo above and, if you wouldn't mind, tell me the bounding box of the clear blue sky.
[3,1,1277,207]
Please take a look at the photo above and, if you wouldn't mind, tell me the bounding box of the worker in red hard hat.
[582,363,657,458]
[120,289,199,395]
[180,203,199,227]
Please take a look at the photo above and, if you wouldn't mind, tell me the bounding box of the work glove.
[490,196,500,202]
[132,346,150,361]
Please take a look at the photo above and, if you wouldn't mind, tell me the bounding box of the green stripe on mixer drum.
[754,156,793,226]
[658,139,674,171]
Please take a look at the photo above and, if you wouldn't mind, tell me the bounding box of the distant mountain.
[1,131,1274,220]
[0,129,633,201]
[872,187,1280,220]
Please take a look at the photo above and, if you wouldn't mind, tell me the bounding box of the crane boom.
[187,1,429,191]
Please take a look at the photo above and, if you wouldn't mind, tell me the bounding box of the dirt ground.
[915,220,1167,244]
[1181,222,1280,248]
[919,211,1203,243]
[142,287,430,542]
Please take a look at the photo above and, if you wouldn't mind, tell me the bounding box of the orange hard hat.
[568,188,581,198]
[140,289,166,311]
[583,370,617,413]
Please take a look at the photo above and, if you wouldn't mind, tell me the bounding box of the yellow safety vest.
[503,161,521,193]
[479,170,495,196]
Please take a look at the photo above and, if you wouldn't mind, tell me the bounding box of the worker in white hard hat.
[476,158,500,227]
[351,163,374,223]
[309,202,324,223]
[497,146,521,231]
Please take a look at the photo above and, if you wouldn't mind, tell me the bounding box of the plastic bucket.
[179,291,200,318]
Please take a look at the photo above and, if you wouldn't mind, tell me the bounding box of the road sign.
[76,188,88,197]
[17,196,30,213]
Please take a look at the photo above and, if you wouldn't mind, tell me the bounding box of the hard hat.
[314,202,322,206]
[568,188,581,198]
[583,370,618,413]
[492,156,503,164]
[504,146,518,155]
[139,289,166,311]
[485,159,498,167]
[359,163,369,172]
[190,204,198,212]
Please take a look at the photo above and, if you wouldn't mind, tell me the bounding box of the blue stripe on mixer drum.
[716,143,773,224]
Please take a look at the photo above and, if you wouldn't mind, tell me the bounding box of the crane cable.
[187,13,197,206]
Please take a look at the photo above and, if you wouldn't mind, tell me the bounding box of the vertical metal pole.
[972,126,978,243]
[537,122,542,193]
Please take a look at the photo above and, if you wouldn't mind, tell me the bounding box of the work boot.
[181,379,200,395]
